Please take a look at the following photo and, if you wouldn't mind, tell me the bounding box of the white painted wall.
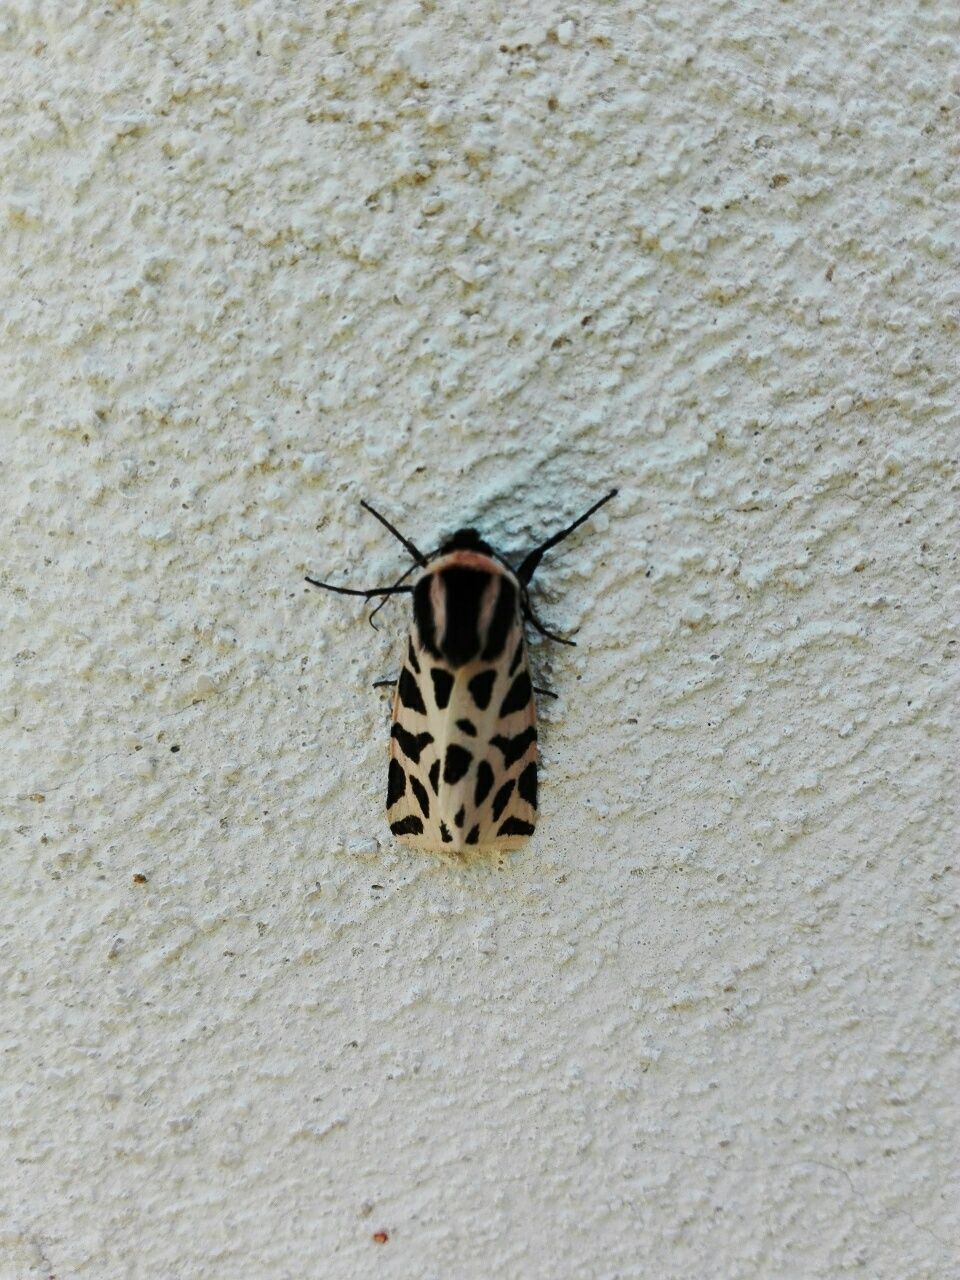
[2,2,957,1276]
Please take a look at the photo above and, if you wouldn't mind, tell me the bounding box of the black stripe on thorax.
[414,568,517,669]
[481,576,516,661]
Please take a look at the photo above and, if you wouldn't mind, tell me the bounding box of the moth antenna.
[305,577,415,598]
[516,488,618,585]
[360,500,427,567]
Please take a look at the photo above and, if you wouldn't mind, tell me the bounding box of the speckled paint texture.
[2,1,958,1277]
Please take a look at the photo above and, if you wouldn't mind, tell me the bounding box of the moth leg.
[305,577,414,598]
[533,685,558,700]
[373,677,398,689]
[368,560,421,630]
[524,601,576,647]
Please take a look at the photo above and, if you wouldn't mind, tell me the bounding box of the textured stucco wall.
[2,2,958,1277]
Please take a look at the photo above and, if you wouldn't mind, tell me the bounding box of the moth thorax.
[414,565,518,668]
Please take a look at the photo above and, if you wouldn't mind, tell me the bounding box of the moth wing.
[467,627,538,851]
[425,623,536,851]
[386,636,444,850]
[387,624,539,853]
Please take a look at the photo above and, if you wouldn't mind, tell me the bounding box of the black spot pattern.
[398,667,426,714]
[497,817,535,838]
[443,744,472,784]
[391,815,424,836]
[491,727,537,767]
[456,718,477,737]
[468,669,496,710]
[391,724,433,763]
[481,577,516,661]
[454,805,465,829]
[499,672,532,717]
[475,760,494,807]
[509,638,524,675]
[407,638,420,674]
[440,822,453,844]
[465,824,480,846]
[428,759,441,795]
[491,779,515,822]
[409,775,430,819]
[430,667,454,709]
[517,761,538,808]
[387,759,407,808]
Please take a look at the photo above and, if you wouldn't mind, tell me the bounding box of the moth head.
[437,528,495,557]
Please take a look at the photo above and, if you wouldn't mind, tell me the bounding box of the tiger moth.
[306,489,617,853]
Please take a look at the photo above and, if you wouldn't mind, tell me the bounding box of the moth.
[306,489,616,853]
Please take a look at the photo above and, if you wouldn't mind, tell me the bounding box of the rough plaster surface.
[2,1,958,1277]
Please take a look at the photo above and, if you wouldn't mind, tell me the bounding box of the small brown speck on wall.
[372,1230,389,1244]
